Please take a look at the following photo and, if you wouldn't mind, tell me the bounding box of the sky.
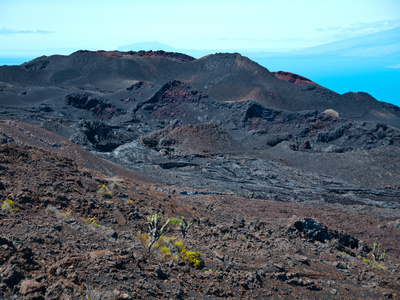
[1,0,400,56]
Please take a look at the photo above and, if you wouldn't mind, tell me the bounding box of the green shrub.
[183,251,202,268]
[172,239,186,254]
[111,181,123,189]
[139,234,202,265]
[170,217,193,238]
[160,246,172,260]
[1,199,17,212]
[372,243,386,261]
[204,269,223,274]
[223,233,230,240]
[86,285,110,300]
[361,242,388,270]
[84,217,104,228]
[372,262,387,270]
[97,185,112,199]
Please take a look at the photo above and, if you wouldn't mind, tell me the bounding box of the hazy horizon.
[1,0,400,54]
[1,0,399,106]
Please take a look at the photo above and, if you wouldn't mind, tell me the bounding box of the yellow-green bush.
[97,185,112,198]
[138,234,201,266]
[183,251,202,268]
[172,239,186,254]
[84,217,104,228]
[1,199,17,212]
[111,181,123,189]
[138,233,149,245]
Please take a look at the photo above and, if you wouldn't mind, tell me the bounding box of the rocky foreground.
[0,51,399,299]
[0,141,399,299]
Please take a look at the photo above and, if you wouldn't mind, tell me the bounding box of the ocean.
[0,57,36,66]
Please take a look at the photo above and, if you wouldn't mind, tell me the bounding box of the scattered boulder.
[291,218,359,249]
[292,218,331,242]
[70,120,126,152]
[19,279,45,295]
[322,109,340,118]
[1,266,24,288]
[66,93,125,120]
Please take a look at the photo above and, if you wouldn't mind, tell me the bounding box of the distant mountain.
[118,41,177,52]
[293,27,400,57]
[0,50,399,127]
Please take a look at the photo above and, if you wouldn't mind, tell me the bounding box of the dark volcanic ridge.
[1,50,399,196]
[0,50,399,299]
[1,50,400,125]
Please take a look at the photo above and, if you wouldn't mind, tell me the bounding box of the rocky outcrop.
[141,123,243,155]
[66,93,125,120]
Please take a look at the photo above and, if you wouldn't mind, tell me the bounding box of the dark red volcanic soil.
[272,71,322,87]
[0,140,399,299]
[0,120,154,184]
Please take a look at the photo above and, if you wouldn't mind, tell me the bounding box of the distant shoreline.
[0,57,35,66]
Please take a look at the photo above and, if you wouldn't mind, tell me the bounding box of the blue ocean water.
[0,57,34,66]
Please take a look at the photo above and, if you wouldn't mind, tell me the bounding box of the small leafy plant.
[160,245,171,257]
[171,216,193,239]
[183,251,202,268]
[138,234,202,267]
[204,269,223,274]
[97,184,112,199]
[84,217,104,228]
[86,285,111,300]
[138,233,149,243]
[372,243,386,261]
[46,205,72,218]
[361,242,388,270]
[1,199,17,212]
[60,210,72,218]
[111,181,123,189]
[151,236,179,261]
[172,239,186,254]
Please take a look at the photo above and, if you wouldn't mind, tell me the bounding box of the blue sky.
[1,0,400,56]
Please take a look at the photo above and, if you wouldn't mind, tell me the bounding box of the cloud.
[0,28,53,35]
[315,19,400,38]
[387,64,400,69]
